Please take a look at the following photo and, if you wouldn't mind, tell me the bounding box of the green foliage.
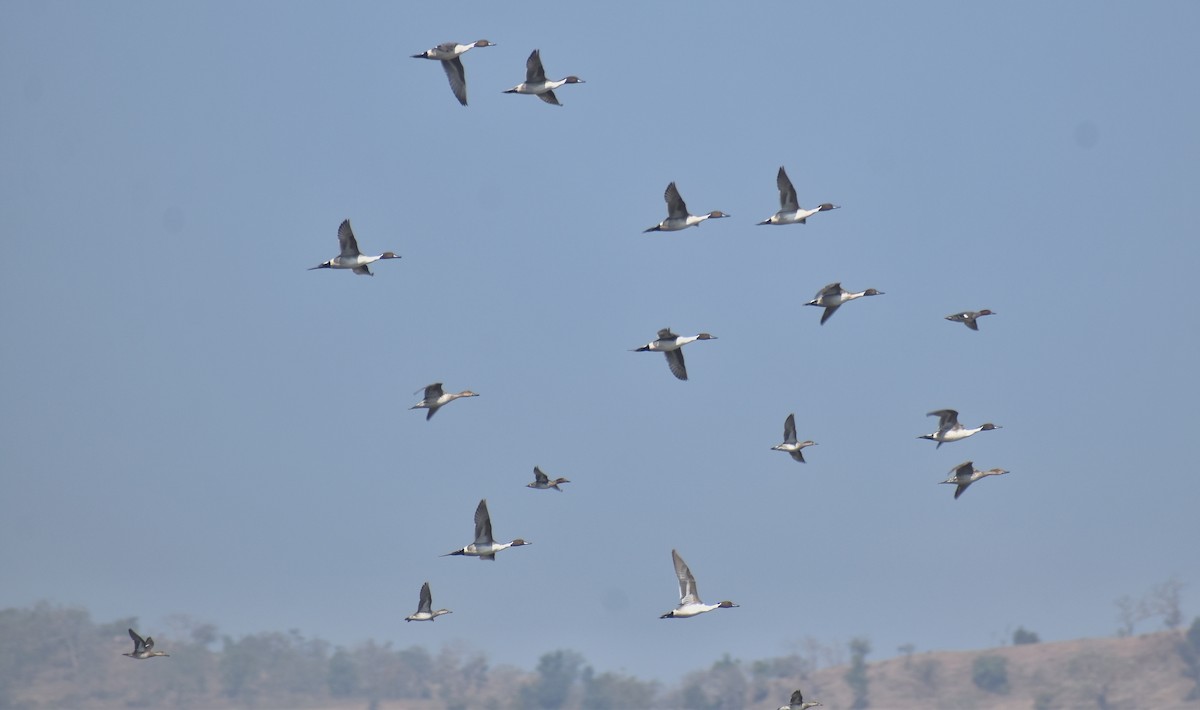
[845,637,871,709]
[581,667,658,710]
[327,648,358,697]
[971,654,1010,694]
[517,649,585,709]
[1012,626,1040,645]
[679,654,748,710]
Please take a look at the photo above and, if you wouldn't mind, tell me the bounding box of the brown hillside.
[787,631,1199,710]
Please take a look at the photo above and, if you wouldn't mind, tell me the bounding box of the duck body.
[644,182,729,232]
[805,282,884,324]
[411,383,478,420]
[308,220,400,276]
[633,328,717,381]
[660,549,738,619]
[758,166,839,225]
[412,39,495,106]
[940,460,1009,499]
[504,49,584,106]
[527,466,570,491]
[919,409,1001,448]
[778,688,823,710]
[405,581,453,621]
[442,499,530,561]
[945,309,995,331]
[122,629,169,659]
[771,413,817,463]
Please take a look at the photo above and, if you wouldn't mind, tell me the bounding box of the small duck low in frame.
[777,687,823,710]
[123,629,169,659]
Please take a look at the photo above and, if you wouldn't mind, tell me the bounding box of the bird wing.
[128,628,145,653]
[783,413,798,444]
[537,89,561,106]
[954,483,969,499]
[441,57,468,106]
[950,460,974,481]
[337,219,361,258]
[790,450,806,463]
[533,466,549,484]
[473,499,494,545]
[352,265,372,276]
[777,166,799,211]
[525,49,547,83]
[818,282,842,299]
[964,316,980,331]
[672,549,700,604]
[664,182,688,219]
[929,409,960,430]
[418,582,433,614]
[657,328,677,340]
[664,349,688,381]
[790,689,805,705]
[143,636,155,652]
[419,383,445,399]
[819,305,840,325]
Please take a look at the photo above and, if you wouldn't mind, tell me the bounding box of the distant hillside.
[771,631,1200,710]
[3,601,1198,709]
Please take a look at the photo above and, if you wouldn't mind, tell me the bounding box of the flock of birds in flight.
[121,34,1015,710]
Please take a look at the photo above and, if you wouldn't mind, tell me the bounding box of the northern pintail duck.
[527,466,570,491]
[940,460,1009,499]
[945,309,995,331]
[412,39,496,106]
[778,688,823,710]
[771,413,817,463]
[805,282,884,324]
[411,383,478,420]
[123,628,169,659]
[919,409,1001,448]
[308,219,400,276]
[644,182,730,232]
[758,166,839,225]
[443,498,530,561]
[660,549,738,619]
[405,581,453,621]
[633,328,717,381]
[503,49,584,106]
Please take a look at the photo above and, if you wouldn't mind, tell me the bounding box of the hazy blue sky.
[2,0,1198,682]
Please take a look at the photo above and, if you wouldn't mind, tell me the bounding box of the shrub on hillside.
[971,655,1010,694]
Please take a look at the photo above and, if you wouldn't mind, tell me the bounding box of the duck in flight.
[405,581,453,621]
[442,499,530,561]
[661,549,738,619]
[411,383,478,420]
[123,629,169,659]
[644,182,730,232]
[411,39,496,106]
[758,166,839,225]
[805,282,884,324]
[778,687,823,709]
[771,413,817,463]
[503,49,584,106]
[919,409,1001,448]
[527,466,570,491]
[945,309,995,331]
[633,328,717,381]
[940,460,1009,499]
[308,219,400,276]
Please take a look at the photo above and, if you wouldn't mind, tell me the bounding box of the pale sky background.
[2,0,1199,682]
